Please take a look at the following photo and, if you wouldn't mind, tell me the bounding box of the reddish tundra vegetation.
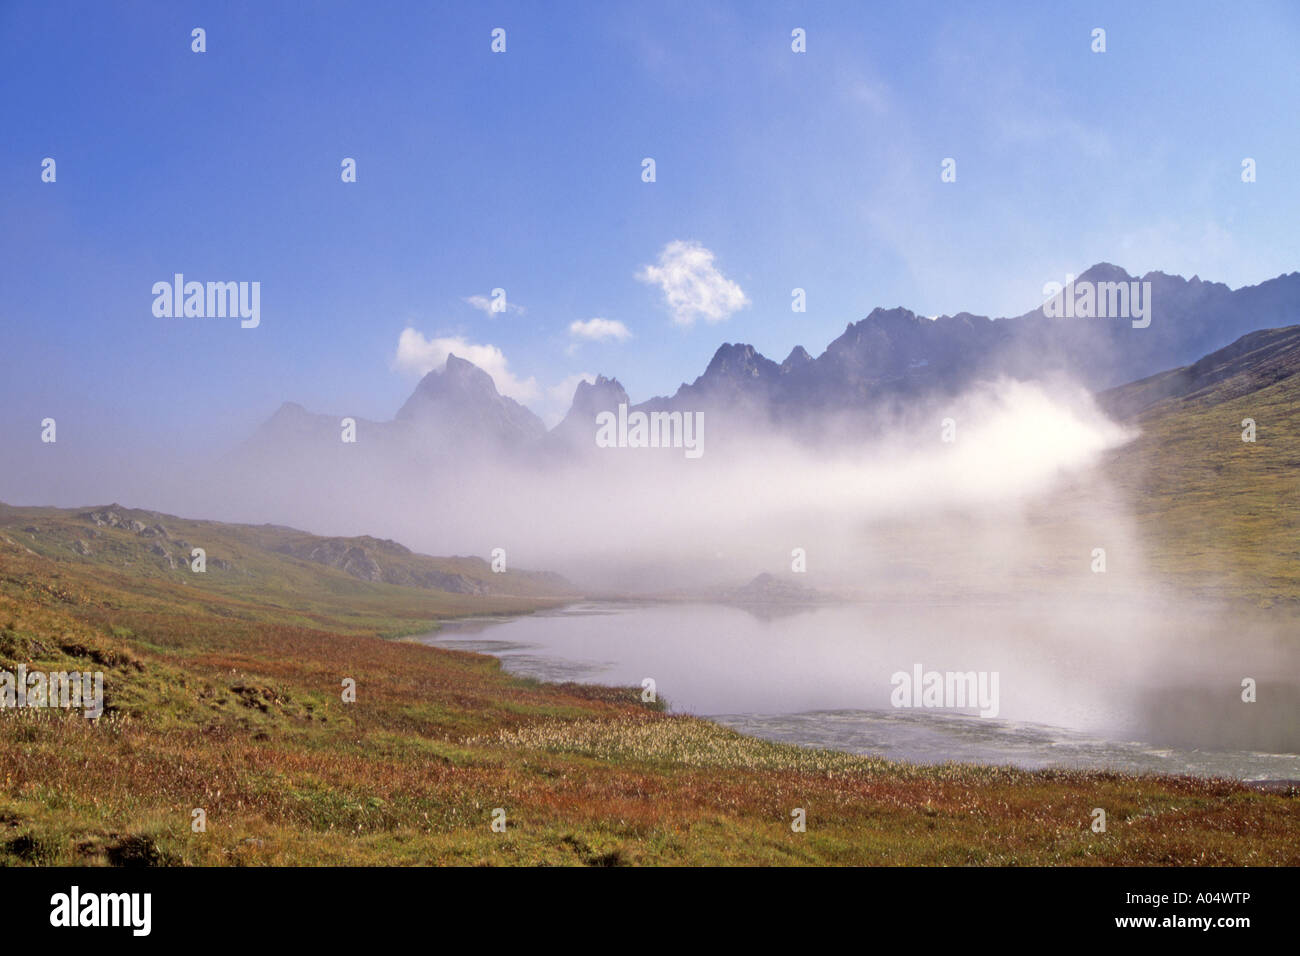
[0,503,1296,866]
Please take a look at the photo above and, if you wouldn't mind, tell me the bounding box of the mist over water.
[6,370,1293,776]
[423,601,1300,779]
[3,376,1140,590]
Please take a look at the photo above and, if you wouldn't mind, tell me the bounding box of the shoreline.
[408,599,1300,786]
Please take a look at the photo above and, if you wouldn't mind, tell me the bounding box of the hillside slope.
[0,503,576,633]
[1099,326,1300,601]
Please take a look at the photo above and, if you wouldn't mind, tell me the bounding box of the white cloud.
[465,292,525,317]
[540,373,596,427]
[393,329,539,402]
[636,240,749,326]
[568,317,632,342]
[548,372,597,406]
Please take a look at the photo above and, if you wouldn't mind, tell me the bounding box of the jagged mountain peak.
[780,345,813,371]
[247,353,546,456]
[393,354,544,441]
[242,264,1300,458]
[832,306,927,343]
[267,401,314,421]
[567,374,629,413]
[547,374,631,450]
[1077,262,1134,283]
[577,373,626,396]
[703,342,777,377]
[399,353,501,412]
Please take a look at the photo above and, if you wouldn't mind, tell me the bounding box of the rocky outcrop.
[75,507,229,572]
[727,572,830,606]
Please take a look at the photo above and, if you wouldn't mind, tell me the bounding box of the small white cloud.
[547,372,597,405]
[465,293,525,317]
[636,240,749,326]
[568,317,632,342]
[534,372,596,427]
[543,369,595,408]
[393,329,539,402]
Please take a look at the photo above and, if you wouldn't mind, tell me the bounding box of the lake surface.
[414,600,1300,780]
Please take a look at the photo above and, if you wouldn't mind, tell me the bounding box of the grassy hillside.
[0,503,1295,865]
[1099,325,1300,603]
[0,503,573,637]
[894,323,1300,606]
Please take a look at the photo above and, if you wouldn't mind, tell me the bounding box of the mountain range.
[245,263,1300,458]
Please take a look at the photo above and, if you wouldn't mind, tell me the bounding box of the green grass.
[1100,339,1300,604]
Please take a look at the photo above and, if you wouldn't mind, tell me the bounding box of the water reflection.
[415,601,1300,780]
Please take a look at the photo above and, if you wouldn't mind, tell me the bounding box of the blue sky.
[2,0,1297,447]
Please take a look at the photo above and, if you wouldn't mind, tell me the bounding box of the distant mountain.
[394,354,546,447]
[239,264,1300,457]
[244,401,379,453]
[240,353,545,466]
[627,264,1300,430]
[547,374,630,452]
